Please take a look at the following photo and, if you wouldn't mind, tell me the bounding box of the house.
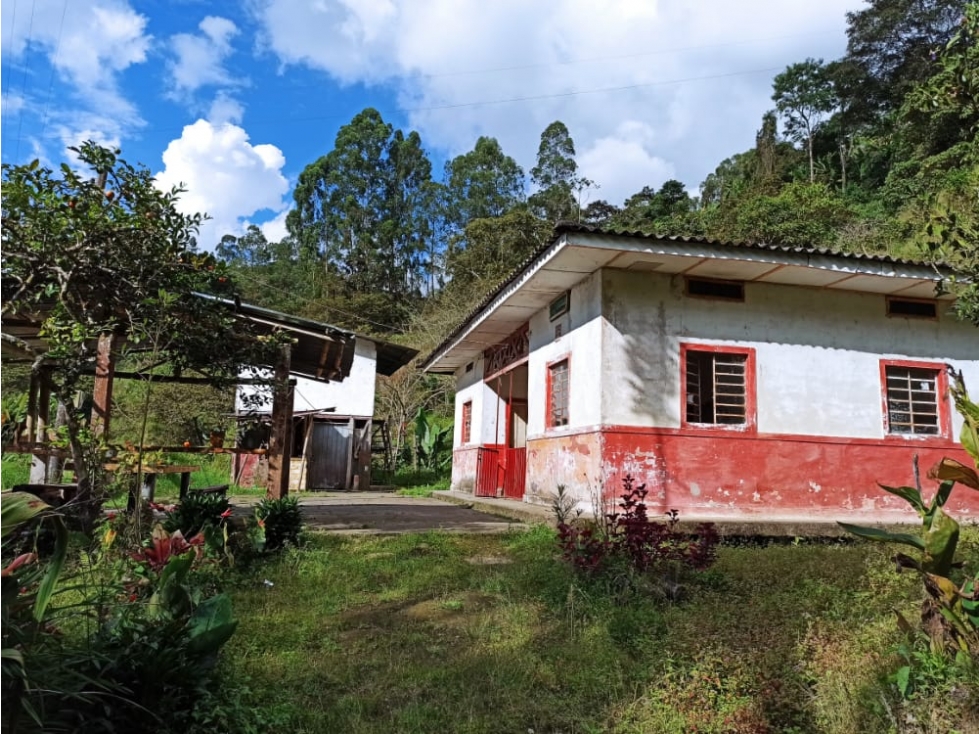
[233,303,418,491]
[421,224,979,524]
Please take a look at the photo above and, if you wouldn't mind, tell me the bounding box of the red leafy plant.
[131,524,204,573]
[557,476,719,599]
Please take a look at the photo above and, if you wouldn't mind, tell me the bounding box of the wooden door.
[308,421,352,490]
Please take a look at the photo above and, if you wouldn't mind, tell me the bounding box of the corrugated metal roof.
[420,222,950,371]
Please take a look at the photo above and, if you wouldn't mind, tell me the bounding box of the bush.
[556,475,720,600]
[164,493,231,537]
[256,496,303,551]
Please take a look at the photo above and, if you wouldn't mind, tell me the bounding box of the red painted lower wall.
[524,427,979,524]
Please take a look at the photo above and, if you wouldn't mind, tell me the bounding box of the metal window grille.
[885,366,939,435]
[461,402,472,443]
[549,361,569,427]
[685,350,747,425]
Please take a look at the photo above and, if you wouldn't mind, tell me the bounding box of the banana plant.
[414,407,452,471]
[839,368,979,655]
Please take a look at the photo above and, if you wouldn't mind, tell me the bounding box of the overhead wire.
[13,0,38,161]
[2,0,20,145]
[37,0,69,145]
[229,266,408,334]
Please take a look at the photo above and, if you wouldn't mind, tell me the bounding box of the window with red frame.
[884,365,941,435]
[461,401,472,444]
[548,360,569,427]
[685,349,748,425]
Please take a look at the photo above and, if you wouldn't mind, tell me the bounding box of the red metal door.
[474,447,500,497]
[502,447,526,499]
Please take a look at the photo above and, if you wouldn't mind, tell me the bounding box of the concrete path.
[232,492,527,535]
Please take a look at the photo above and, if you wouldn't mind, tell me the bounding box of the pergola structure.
[2,295,358,498]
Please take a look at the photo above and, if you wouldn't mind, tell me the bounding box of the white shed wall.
[237,338,378,417]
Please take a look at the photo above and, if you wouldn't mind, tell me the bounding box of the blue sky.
[2,0,865,249]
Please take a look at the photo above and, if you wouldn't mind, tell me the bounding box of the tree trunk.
[46,400,69,483]
[808,136,815,184]
[55,386,100,532]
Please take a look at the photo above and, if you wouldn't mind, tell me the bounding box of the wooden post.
[344,416,355,491]
[90,333,117,438]
[266,343,294,499]
[29,368,52,483]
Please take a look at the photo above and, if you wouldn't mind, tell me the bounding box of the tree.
[894,3,979,324]
[444,208,552,295]
[844,0,962,115]
[444,136,525,228]
[529,121,592,223]
[286,108,434,329]
[216,224,273,267]
[773,58,838,183]
[613,180,693,231]
[580,199,621,227]
[1,143,278,523]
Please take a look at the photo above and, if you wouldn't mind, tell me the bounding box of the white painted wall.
[452,355,503,447]
[237,339,378,417]
[600,268,979,437]
[524,271,604,438]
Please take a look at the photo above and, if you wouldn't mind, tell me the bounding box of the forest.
[216,0,977,333]
[4,0,975,465]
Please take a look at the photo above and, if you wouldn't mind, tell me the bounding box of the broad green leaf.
[187,593,238,655]
[837,522,925,550]
[1,492,50,538]
[877,484,925,515]
[33,515,68,622]
[922,507,959,576]
[930,480,957,511]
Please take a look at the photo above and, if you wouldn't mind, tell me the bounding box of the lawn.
[225,526,979,734]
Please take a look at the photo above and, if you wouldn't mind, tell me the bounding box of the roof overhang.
[1,293,359,383]
[422,228,955,375]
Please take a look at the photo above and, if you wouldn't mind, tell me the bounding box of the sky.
[1,0,866,249]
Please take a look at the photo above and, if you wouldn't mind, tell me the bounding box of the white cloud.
[208,92,246,125]
[578,122,676,205]
[168,16,241,97]
[155,120,290,250]
[1,0,149,155]
[256,209,291,242]
[254,0,861,199]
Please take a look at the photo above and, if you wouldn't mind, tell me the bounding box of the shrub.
[256,496,303,551]
[556,475,719,599]
[164,493,231,538]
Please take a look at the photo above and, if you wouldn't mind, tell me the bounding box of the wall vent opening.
[686,277,745,301]
[887,297,937,319]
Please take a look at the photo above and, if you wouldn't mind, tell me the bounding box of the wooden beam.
[266,343,294,499]
[79,370,291,386]
[90,333,117,438]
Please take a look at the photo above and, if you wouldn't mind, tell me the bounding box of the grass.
[224,526,979,734]
[395,480,450,498]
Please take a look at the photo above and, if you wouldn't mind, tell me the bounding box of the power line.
[416,29,839,80]
[37,0,69,145]
[230,267,407,334]
[14,0,37,161]
[25,63,785,140]
[1,0,19,144]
